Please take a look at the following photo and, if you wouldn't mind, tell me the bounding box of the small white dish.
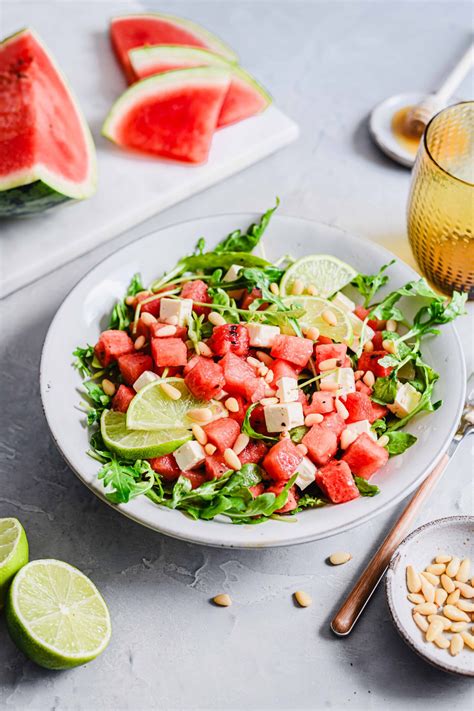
[369,92,427,167]
[386,516,474,677]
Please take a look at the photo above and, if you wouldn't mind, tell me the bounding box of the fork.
[331,373,474,636]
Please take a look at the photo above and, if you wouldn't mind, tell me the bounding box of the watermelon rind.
[0,28,97,215]
[111,12,238,64]
[102,66,231,143]
[129,44,272,111]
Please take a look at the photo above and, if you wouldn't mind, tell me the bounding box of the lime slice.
[5,559,111,670]
[126,377,225,431]
[283,296,353,344]
[0,518,29,610]
[101,410,191,459]
[280,255,357,298]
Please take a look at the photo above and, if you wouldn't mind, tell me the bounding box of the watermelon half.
[102,67,230,164]
[129,45,272,127]
[0,28,96,217]
[110,13,238,83]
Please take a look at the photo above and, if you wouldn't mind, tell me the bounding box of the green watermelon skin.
[0,181,70,217]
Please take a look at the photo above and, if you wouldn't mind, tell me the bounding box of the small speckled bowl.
[386,516,474,677]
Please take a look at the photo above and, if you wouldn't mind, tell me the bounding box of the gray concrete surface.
[1,1,473,709]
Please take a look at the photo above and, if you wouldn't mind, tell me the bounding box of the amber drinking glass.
[407,101,474,298]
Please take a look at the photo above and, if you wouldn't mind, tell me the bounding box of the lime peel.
[101,410,191,459]
[0,518,29,610]
[280,254,357,299]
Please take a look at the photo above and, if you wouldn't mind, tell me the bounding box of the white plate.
[386,516,474,677]
[40,214,466,548]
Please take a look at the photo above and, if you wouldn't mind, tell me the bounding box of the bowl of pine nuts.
[386,516,474,676]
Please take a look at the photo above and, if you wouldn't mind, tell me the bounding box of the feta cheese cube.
[159,297,193,326]
[264,402,304,432]
[320,367,356,396]
[347,312,375,352]
[133,370,159,392]
[173,441,206,471]
[276,376,299,403]
[332,292,356,313]
[247,323,281,348]
[295,456,317,490]
[222,264,242,283]
[387,382,421,419]
[343,419,377,441]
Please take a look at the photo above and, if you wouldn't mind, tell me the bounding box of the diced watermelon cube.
[304,391,335,416]
[320,412,345,439]
[315,343,348,370]
[356,380,373,395]
[241,288,262,310]
[112,384,135,412]
[344,392,373,423]
[209,324,250,357]
[302,424,338,466]
[238,440,267,465]
[184,357,225,400]
[266,483,299,513]
[203,418,240,453]
[220,352,265,402]
[205,454,229,479]
[342,433,389,479]
[369,402,388,423]
[152,322,187,339]
[182,471,207,489]
[118,353,153,385]
[270,358,300,381]
[358,351,393,378]
[94,329,134,367]
[270,335,314,368]
[315,460,360,504]
[149,454,181,481]
[181,279,211,316]
[262,439,303,482]
[354,305,386,331]
[249,482,265,498]
[316,335,333,345]
[151,337,187,367]
[249,404,269,436]
[372,331,384,350]
[139,294,162,317]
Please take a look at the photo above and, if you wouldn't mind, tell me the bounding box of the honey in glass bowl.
[407,101,474,298]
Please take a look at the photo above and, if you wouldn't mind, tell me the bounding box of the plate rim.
[39,212,467,548]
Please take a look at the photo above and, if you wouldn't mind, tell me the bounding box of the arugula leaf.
[371,418,387,436]
[73,345,95,377]
[214,200,279,254]
[108,273,144,330]
[351,260,395,307]
[402,289,467,342]
[82,381,111,425]
[98,457,154,503]
[180,251,270,273]
[354,476,380,497]
[242,403,279,443]
[385,431,417,456]
[292,493,327,513]
[290,426,309,443]
[369,278,437,322]
[372,376,398,404]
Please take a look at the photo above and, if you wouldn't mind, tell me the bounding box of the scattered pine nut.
[354,370,364,381]
[407,593,425,605]
[450,633,464,656]
[454,581,474,598]
[269,282,280,296]
[421,571,440,587]
[443,605,470,622]
[255,351,274,366]
[363,371,375,387]
[461,631,474,649]
[322,309,337,327]
[450,621,469,633]
[265,369,274,384]
[436,554,452,564]
[225,397,239,413]
[192,424,208,446]
[427,614,451,630]
[305,413,324,426]
[213,594,232,607]
[406,565,422,594]
[102,378,116,397]
[232,433,249,456]
[294,590,312,607]
[261,397,279,406]
[420,577,435,604]
[296,443,308,456]
[258,365,269,377]
[441,574,456,593]
[386,319,398,332]
[377,434,390,448]
[208,311,227,327]
[363,341,374,353]
[426,563,446,575]
[165,315,179,326]
[224,448,242,471]
[426,618,444,642]
[159,382,182,400]
[456,558,471,583]
[433,634,450,649]
[134,335,146,350]
[329,552,352,566]
[188,407,213,423]
[446,556,461,578]
[319,358,339,371]
[306,284,318,296]
[204,443,217,456]
[446,589,461,605]
[435,588,448,607]
[456,599,474,613]
[413,603,438,616]
[335,398,349,420]
[125,295,136,306]
[305,327,320,341]
[340,428,358,450]
[382,339,397,354]
[198,341,212,357]
[247,356,261,368]
[291,279,305,296]
[141,312,157,326]
[156,325,177,337]
[413,612,429,632]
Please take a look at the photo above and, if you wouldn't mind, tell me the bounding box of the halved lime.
[283,296,353,344]
[6,559,111,670]
[126,377,225,431]
[280,255,357,298]
[0,518,29,610]
[101,410,191,459]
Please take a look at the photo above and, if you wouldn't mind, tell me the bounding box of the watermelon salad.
[73,204,466,525]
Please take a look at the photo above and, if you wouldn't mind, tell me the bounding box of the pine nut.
[335,398,349,420]
[446,589,461,605]
[421,571,440,587]
[446,556,460,578]
[319,358,339,371]
[305,413,324,426]
[256,351,274,366]
[426,618,444,642]
[406,565,422,594]
[125,295,136,306]
[456,599,474,613]
[232,433,249,456]
[270,282,280,296]
[363,371,375,387]
[265,369,274,384]
[165,315,179,326]
[413,603,437,616]
[435,554,452,564]
[471,577,474,587]
[353,370,363,381]
[156,325,177,337]
[247,356,261,368]
[322,309,337,327]
[340,428,358,450]
[198,341,212,357]
[141,312,157,326]
[421,577,435,604]
[261,397,279,406]
[413,612,429,632]
[450,621,469,632]
[306,284,318,296]
[456,558,471,583]
[320,380,340,392]
[258,365,269,377]
[291,279,305,296]
[102,378,116,397]
[192,424,208,446]
[426,563,446,575]
[386,319,398,332]
[305,327,320,341]
[213,594,232,607]
[208,311,227,327]
[461,631,474,649]
[296,443,308,456]
[407,593,425,605]
[294,590,312,607]
[224,448,242,471]
[382,339,397,354]
[435,588,448,607]
[450,633,464,656]
[433,634,450,649]
[363,341,374,352]
[329,552,352,566]
[377,434,390,448]
[134,335,146,350]
[427,614,451,630]
[454,581,474,598]
[441,574,456,593]
[264,383,277,397]
[225,397,239,413]
[280,430,290,439]
[188,407,213,423]
[443,605,470,622]
[159,382,182,400]
[204,443,217,456]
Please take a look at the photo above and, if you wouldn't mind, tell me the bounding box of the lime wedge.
[101,410,191,459]
[0,518,28,610]
[126,377,225,431]
[5,559,111,670]
[280,255,357,298]
[283,296,353,344]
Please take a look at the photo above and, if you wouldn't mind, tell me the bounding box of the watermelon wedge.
[129,45,272,127]
[102,67,230,164]
[110,13,238,84]
[0,29,96,217]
